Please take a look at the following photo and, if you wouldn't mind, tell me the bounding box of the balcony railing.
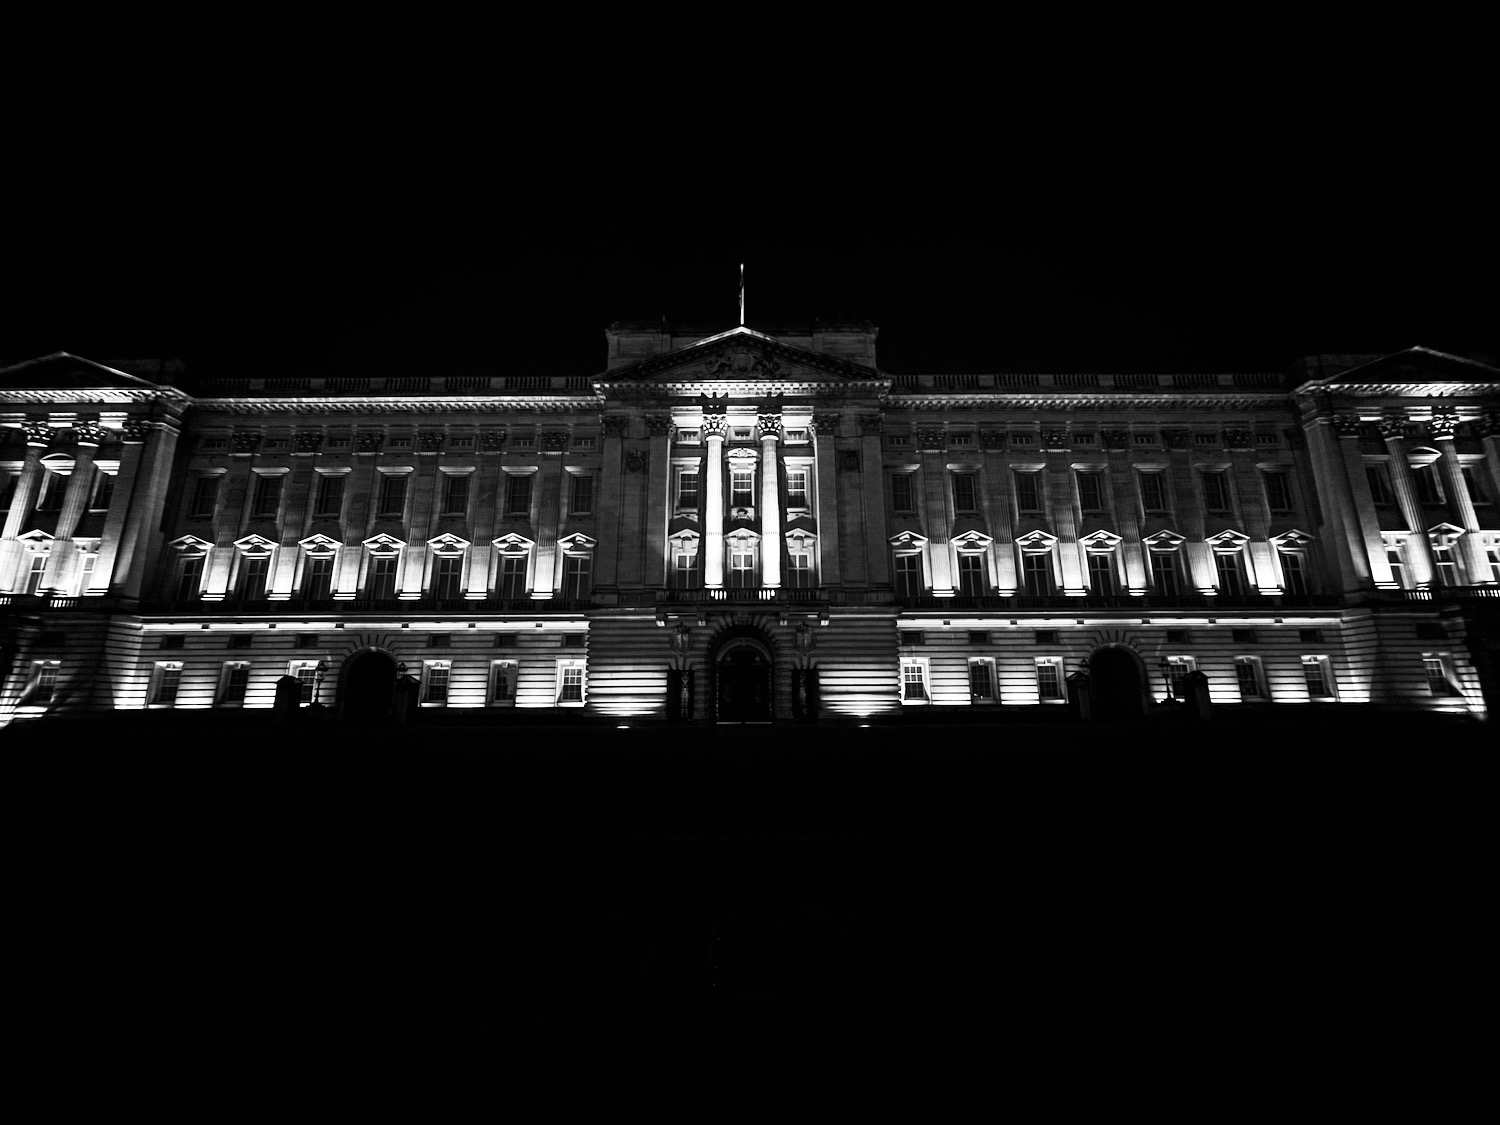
[135,595,595,614]
[193,374,597,395]
[655,588,824,605]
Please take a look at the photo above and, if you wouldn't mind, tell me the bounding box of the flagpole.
[739,263,745,326]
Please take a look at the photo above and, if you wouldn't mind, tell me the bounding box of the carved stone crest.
[701,348,781,380]
[838,450,861,472]
[626,450,648,473]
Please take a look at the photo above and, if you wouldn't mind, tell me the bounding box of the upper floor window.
[1201,471,1231,512]
[303,556,334,601]
[1423,656,1457,696]
[1263,470,1293,512]
[89,469,115,511]
[1432,545,1461,587]
[431,554,464,600]
[731,468,755,510]
[1076,471,1105,512]
[563,553,591,600]
[786,467,810,510]
[675,468,700,511]
[314,473,345,518]
[1138,471,1167,512]
[901,658,929,702]
[441,473,471,516]
[377,473,408,517]
[1462,466,1490,505]
[787,546,813,589]
[1279,549,1309,595]
[891,472,916,513]
[957,553,985,596]
[729,541,757,588]
[251,474,283,519]
[498,552,528,599]
[190,476,220,518]
[568,473,594,516]
[25,553,50,595]
[1413,463,1443,506]
[1087,552,1116,596]
[953,472,978,513]
[1021,551,1054,596]
[36,471,67,512]
[1214,551,1246,596]
[1366,465,1396,506]
[237,554,270,601]
[504,473,532,517]
[1150,550,1182,597]
[1015,471,1042,513]
[366,554,398,601]
[894,552,924,597]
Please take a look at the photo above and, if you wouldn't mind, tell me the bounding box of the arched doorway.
[1089,645,1148,721]
[339,649,397,724]
[712,638,774,724]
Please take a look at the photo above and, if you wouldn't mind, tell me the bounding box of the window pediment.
[1080,529,1123,553]
[427,532,472,556]
[299,533,341,558]
[1271,529,1314,550]
[558,532,597,554]
[889,530,929,549]
[1206,529,1251,553]
[1427,523,1466,549]
[233,534,277,557]
[951,528,993,550]
[362,533,407,557]
[1143,529,1186,552]
[1016,530,1059,554]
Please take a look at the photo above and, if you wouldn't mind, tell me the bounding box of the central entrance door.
[340,650,397,724]
[1089,645,1146,721]
[716,646,772,724]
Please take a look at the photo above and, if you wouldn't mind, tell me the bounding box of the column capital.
[1378,416,1412,442]
[757,414,782,440]
[701,415,728,439]
[22,421,54,447]
[1427,413,1462,440]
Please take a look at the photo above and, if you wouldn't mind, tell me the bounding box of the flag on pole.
[739,263,745,326]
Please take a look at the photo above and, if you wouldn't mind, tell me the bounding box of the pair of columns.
[700,414,782,589]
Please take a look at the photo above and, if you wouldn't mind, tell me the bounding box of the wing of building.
[2,328,1497,729]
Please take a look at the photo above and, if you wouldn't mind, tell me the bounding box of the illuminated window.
[314,473,345,517]
[786,467,809,510]
[190,476,220,517]
[957,553,985,596]
[1035,659,1065,701]
[730,543,757,588]
[1301,656,1336,700]
[431,555,464,600]
[1264,470,1293,511]
[504,473,532,517]
[1139,471,1167,512]
[152,662,183,705]
[891,472,916,513]
[422,662,450,705]
[1166,656,1196,697]
[1486,543,1500,582]
[787,548,813,589]
[568,473,593,516]
[1279,550,1308,595]
[290,661,320,704]
[731,468,755,509]
[367,555,398,600]
[303,556,334,601]
[968,658,997,702]
[36,471,66,512]
[952,472,978,513]
[76,553,97,595]
[901,658,929,702]
[675,468,700,511]
[219,662,250,704]
[251,474,283,518]
[1235,656,1268,700]
[1432,545,1461,586]
[29,662,60,705]
[556,659,586,706]
[441,473,470,516]
[1015,471,1042,513]
[1386,540,1409,588]
[675,550,700,588]
[490,660,518,705]
[894,552,924,597]
[378,473,408,516]
[1423,657,1456,696]
[1087,552,1116,595]
[1214,551,1246,596]
[1077,471,1104,512]
[1149,550,1182,597]
[499,553,528,599]
[25,553,49,595]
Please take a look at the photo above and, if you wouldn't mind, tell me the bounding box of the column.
[1224,428,1278,592]
[643,415,672,588]
[1430,414,1489,580]
[702,415,726,589]
[592,415,627,592]
[812,416,841,588]
[1380,416,1436,587]
[91,432,143,597]
[758,413,782,588]
[530,428,568,598]
[1042,429,1084,594]
[1316,414,1384,589]
[115,413,184,600]
[981,429,1017,593]
[917,427,953,596]
[55,423,106,542]
[1,425,50,590]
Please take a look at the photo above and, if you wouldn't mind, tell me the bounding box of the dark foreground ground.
[6,710,1487,1010]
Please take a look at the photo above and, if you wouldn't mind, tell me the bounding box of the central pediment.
[594,326,888,394]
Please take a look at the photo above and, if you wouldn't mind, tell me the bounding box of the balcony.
[656,588,825,606]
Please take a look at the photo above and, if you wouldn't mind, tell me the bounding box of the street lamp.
[1158,657,1175,701]
[314,660,328,705]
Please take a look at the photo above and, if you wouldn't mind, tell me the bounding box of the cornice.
[0,387,188,407]
[888,392,1291,411]
[190,396,603,415]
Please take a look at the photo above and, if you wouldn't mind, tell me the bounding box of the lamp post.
[314,660,328,706]
[1158,657,1175,702]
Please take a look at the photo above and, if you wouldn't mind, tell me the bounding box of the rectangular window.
[378,473,408,516]
[504,473,532,517]
[251,475,283,518]
[968,631,990,645]
[675,548,700,588]
[1302,656,1336,699]
[490,660,518,705]
[1461,466,1489,505]
[1264,470,1293,511]
[292,662,319,704]
[1414,464,1443,506]
[1235,656,1268,700]
[76,553,97,596]
[953,472,978,513]
[499,554,528,599]
[1367,465,1396,505]
[1087,553,1116,596]
[439,473,469,515]
[177,556,204,601]
[891,473,916,513]
[556,660,585,705]
[1214,552,1246,596]
[1015,471,1042,513]
[1021,553,1054,596]
[31,662,59,705]
[729,544,756,588]
[786,467,809,510]
[787,549,812,589]
[1077,471,1104,511]
[237,555,269,600]
[1299,629,1325,643]
[1150,551,1182,597]
[431,555,464,600]
[901,658,929,702]
[220,662,250,704]
[90,470,115,511]
[1201,472,1231,512]
[731,469,755,509]
[1139,471,1167,512]
[1280,551,1308,596]
[303,556,334,601]
[1487,545,1500,583]
[36,471,66,511]
[1432,546,1460,587]
[26,553,49,595]
[190,476,220,517]
[423,662,450,704]
[563,554,591,600]
[1167,656,1195,698]
[568,473,593,516]
[1036,659,1065,701]
[1423,657,1455,696]
[895,553,923,597]
[367,556,398,600]
[676,469,699,511]
[968,658,996,702]
[957,553,985,596]
[153,662,183,705]
[1386,544,1409,589]
[314,474,345,517]
[1233,628,1258,643]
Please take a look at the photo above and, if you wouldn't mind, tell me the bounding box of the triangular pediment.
[595,326,887,390]
[1305,347,1500,393]
[0,352,177,390]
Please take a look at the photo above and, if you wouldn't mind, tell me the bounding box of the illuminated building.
[2,327,1497,728]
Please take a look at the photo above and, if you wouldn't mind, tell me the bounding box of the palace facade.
[2,323,1497,728]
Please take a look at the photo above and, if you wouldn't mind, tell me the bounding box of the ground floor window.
[152,662,183,706]
[219,662,250,705]
[968,658,996,702]
[490,660,518,705]
[1301,655,1337,700]
[422,661,450,704]
[901,658,929,702]
[1423,656,1457,696]
[1234,656,1268,700]
[28,661,59,705]
[556,659,586,706]
[1035,658,1066,702]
